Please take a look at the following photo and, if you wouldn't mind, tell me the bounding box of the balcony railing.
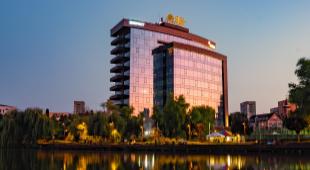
[110,75,129,82]
[110,46,130,55]
[110,84,129,91]
[110,55,130,64]
[111,36,130,46]
[110,65,130,73]
[109,94,129,100]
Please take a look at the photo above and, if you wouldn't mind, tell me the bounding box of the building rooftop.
[110,18,216,49]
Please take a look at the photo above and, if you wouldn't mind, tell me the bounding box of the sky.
[0,0,310,113]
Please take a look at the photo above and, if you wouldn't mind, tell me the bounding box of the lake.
[1,149,309,170]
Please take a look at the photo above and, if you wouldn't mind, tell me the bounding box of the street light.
[242,122,246,135]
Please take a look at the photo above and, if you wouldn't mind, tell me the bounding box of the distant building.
[74,101,85,114]
[240,101,256,120]
[49,112,70,121]
[0,104,17,115]
[270,107,279,114]
[270,99,297,119]
[249,112,283,131]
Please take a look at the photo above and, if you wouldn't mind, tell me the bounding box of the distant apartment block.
[74,101,85,114]
[0,104,17,115]
[240,101,256,120]
[270,99,297,118]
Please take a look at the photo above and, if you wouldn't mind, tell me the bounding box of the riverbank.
[38,142,310,154]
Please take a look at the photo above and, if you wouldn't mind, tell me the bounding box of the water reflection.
[1,149,310,170]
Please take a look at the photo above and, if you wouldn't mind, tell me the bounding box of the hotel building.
[110,17,228,127]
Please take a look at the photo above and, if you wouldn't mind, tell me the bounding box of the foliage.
[289,57,310,120]
[87,112,109,138]
[0,96,219,146]
[284,115,308,142]
[229,112,249,135]
[160,95,188,137]
[189,106,215,139]
[0,108,52,146]
[286,57,310,141]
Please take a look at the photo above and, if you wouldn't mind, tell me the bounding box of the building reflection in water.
[1,149,310,170]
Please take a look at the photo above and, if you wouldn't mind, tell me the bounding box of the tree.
[189,106,215,140]
[162,94,189,138]
[110,112,126,139]
[101,100,119,115]
[286,57,310,142]
[284,115,308,142]
[289,57,310,120]
[120,106,141,140]
[88,112,109,138]
[229,112,249,135]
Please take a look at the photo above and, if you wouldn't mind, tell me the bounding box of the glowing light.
[144,154,148,168]
[111,161,118,170]
[129,20,145,27]
[165,13,185,27]
[208,41,216,49]
[152,154,155,168]
[227,155,231,167]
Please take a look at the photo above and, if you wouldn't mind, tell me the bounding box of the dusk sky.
[1,0,309,114]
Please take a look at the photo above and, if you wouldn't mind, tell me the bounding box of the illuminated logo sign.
[208,41,216,49]
[129,20,145,27]
[165,13,185,27]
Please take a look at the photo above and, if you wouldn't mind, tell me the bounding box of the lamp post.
[208,122,211,135]
[242,122,246,135]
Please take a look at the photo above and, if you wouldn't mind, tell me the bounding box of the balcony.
[109,94,129,100]
[110,65,129,73]
[110,84,129,91]
[110,75,129,82]
[111,36,130,46]
[111,46,129,55]
[110,55,129,64]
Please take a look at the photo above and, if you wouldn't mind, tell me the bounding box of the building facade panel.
[153,42,228,127]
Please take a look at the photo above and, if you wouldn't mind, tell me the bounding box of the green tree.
[189,106,215,139]
[119,106,141,140]
[101,100,119,114]
[0,108,53,146]
[162,94,189,138]
[289,57,310,120]
[110,112,126,139]
[286,57,310,142]
[88,112,109,138]
[284,116,308,142]
[229,112,249,135]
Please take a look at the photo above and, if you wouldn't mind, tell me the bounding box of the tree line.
[0,94,216,147]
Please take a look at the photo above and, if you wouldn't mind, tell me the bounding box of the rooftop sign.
[129,20,145,27]
[165,13,185,27]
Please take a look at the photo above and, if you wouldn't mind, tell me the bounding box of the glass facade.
[153,44,224,122]
[128,28,212,116]
[173,48,223,113]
